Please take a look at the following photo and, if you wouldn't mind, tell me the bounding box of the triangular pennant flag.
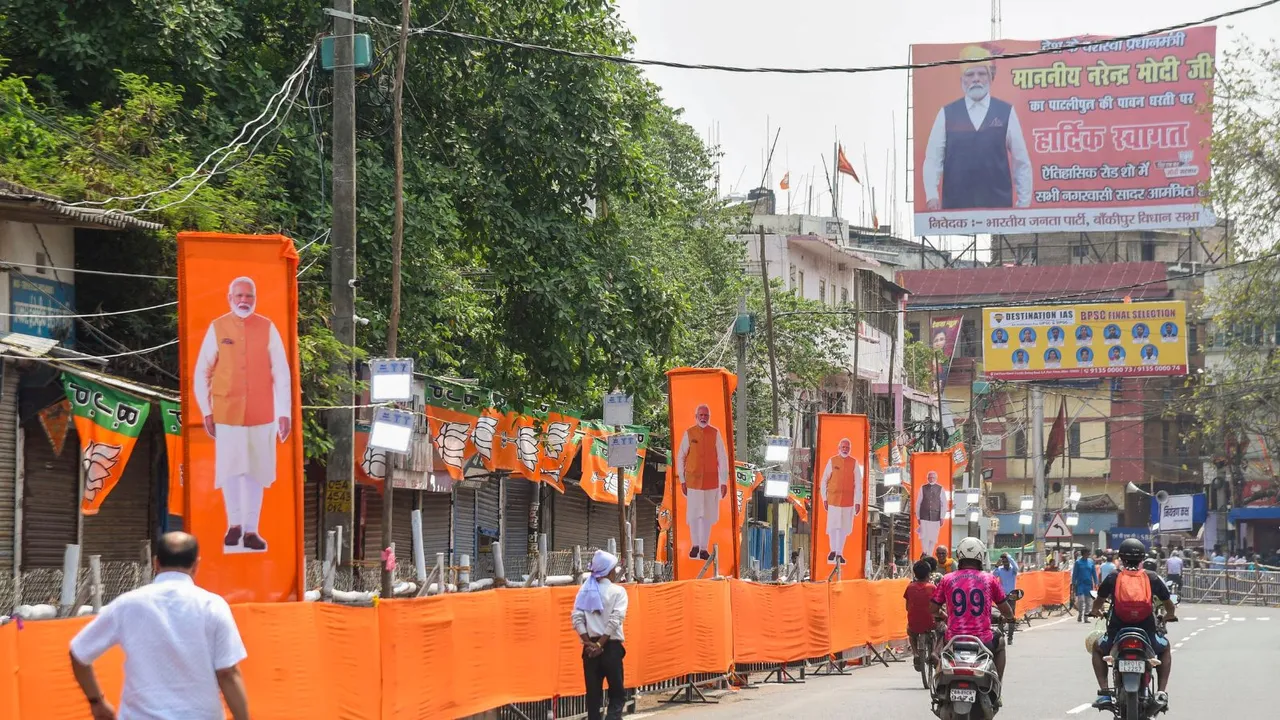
[837,145,861,183]
[62,373,151,515]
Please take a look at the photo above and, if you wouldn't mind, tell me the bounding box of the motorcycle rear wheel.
[1125,692,1140,719]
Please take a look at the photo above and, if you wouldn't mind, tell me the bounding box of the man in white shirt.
[69,532,250,720]
[572,550,630,720]
[923,45,1033,211]
[1165,551,1184,590]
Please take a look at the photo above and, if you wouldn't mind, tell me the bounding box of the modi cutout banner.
[160,399,183,517]
[62,373,151,515]
[909,452,954,562]
[911,27,1216,235]
[178,232,304,603]
[810,414,870,579]
[667,367,738,579]
[983,301,1188,380]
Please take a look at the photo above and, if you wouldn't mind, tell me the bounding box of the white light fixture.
[1068,487,1082,503]
[1020,495,1034,511]
[764,436,792,464]
[968,508,981,522]
[369,358,414,402]
[1066,512,1080,527]
[764,471,790,499]
[1019,512,1033,526]
[966,489,982,505]
[884,495,902,514]
[883,467,903,487]
[369,407,415,453]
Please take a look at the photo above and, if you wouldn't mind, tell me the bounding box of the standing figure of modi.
[194,277,292,553]
[820,438,864,565]
[676,404,729,561]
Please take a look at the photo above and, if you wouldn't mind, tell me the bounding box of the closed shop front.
[420,490,451,563]
[303,477,319,560]
[0,362,17,577]
[360,488,417,565]
[552,483,589,551]
[20,388,77,568]
[502,478,532,566]
[453,486,477,561]
[588,495,621,550]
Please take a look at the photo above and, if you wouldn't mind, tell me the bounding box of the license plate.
[950,688,978,703]
[1118,660,1145,674]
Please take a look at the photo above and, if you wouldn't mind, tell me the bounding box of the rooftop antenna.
[991,0,1002,40]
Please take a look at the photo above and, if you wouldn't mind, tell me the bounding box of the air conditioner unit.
[986,493,1007,511]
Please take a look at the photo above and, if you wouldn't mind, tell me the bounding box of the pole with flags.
[836,143,860,224]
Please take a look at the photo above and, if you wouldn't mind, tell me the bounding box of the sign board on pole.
[1045,511,1073,539]
[603,392,634,427]
[763,471,789,499]
[1157,494,1195,532]
[368,358,414,401]
[606,433,639,468]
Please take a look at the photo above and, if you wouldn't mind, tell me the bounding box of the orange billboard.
[911,27,1216,235]
[178,232,305,603]
[909,452,953,562]
[667,367,738,579]
[809,414,870,579]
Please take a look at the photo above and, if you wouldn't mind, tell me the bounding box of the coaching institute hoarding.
[982,301,1187,381]
[911,27,1216,235]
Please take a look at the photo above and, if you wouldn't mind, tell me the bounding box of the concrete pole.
[1031,386,1046,558]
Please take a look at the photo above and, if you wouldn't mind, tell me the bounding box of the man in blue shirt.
[993,553,1020,643]
[1097,554,1117,583]
[1071,550,1097,623]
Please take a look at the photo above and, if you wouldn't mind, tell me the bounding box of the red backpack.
[1113,569,1153,623]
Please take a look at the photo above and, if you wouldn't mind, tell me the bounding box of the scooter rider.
[1088,538,1177,711]
[930,538,1015,684]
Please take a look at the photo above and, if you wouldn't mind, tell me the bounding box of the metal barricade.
[1181,567,1280,607]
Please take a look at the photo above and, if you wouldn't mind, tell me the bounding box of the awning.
[0,178,162,232]
[1228,506,1280,522]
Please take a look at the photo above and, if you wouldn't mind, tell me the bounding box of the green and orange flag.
[62,373,151,515]
[425,377,489,481]
[160,399,183,516]
[580,422,648,504]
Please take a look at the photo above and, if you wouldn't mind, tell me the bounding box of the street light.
[1020,495,1034,511]
[883,467,903,487]
[764,436,792,464]
[884,489,902,515]
[1068,487,1082,504]
[1066,512,1080,527]
[1019,512,1033,526]
[968,508,981,522]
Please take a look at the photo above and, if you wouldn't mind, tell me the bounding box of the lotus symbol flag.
[82,441,123,503]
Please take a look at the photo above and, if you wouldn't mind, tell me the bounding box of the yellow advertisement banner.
[982,301,1187,380]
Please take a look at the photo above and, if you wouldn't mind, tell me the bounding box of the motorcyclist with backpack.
[1088,538,1177,711]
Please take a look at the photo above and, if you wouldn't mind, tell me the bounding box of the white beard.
[232,304,255,318]
[966,85,989,102]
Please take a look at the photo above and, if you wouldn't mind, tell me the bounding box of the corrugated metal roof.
[0,179,162,232]
[896,262,1169,307]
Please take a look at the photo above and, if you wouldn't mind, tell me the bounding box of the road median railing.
[0,569,1068,719]
[1180,566,1280,607]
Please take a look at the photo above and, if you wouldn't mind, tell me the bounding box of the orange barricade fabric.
[730,580,827,663]
[0,624,18,720]
[865,577,910,646]
[15,616,124,719]
[827,580,871,653]
[1016,570,1047,615]
[379,596,456,719]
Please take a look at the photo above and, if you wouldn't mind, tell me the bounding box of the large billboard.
[982,301,1187,380]
[911,27,1216,235]
[178,232,305,603]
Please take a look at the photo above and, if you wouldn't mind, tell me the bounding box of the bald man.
[676,404,729,560]
[194,277,292,553]
[70,533,250,719]
[820,438,864,565]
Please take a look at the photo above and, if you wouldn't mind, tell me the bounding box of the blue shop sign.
[9,274,75,346]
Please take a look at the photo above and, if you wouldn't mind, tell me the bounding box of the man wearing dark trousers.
[572,550,629,720]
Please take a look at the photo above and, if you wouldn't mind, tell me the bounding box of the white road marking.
[1183,617,1198,621]
[1233,617,1246,622]
[1175,642,1184,649]
[1259,617,1271,621]
[1022,616,1077,632]
[1209,616,1222,621]
[1067,703,1094,714]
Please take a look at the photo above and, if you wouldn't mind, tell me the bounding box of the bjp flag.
[425,377,488,481]
[160,399,183,516]
[178,232,304,603]
[909,451,954,563]
[667,367,738,580]
[581,423,649,505]
[62,373,152,515]
[809,414,870,579]
[536,410,581,492]
[734,462,763,530]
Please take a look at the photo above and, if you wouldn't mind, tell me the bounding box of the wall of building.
[991,226,1228,267]
[0,221,76,341]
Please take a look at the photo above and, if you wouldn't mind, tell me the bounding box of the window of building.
[1069,423,1081,458]
[819,278,827,305]
[1014,429,1027,457]
[789,263,796,291]
[907,322,921,342]
[841,286,849,305]
[1141,239,1156,261]
[797,270,805,298]
[1189,324,1199,353]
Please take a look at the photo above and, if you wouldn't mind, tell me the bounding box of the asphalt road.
[640,603,1278,719]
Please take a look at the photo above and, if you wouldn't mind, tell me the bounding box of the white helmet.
[955,537,988,562]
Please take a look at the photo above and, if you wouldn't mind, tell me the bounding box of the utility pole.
[968,388,984,540]
[380,0,412,601]
[886,323,898,571]
[1031,386,1046,558]
[325,0,358,565]
[758,227,783,579]
[852,271,861,414]
[617,454,628,579]
[734,295,751,574]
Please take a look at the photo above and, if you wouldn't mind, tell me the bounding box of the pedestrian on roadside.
[1097,553,1117,582]
[1072,550,1097,622]
[1211,545,1227,569]
[572,549,629,720]
[1165,550,1184,592]
[69,532,250,720]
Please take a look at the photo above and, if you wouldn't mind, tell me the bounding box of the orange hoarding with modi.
[909,452,953,563]
[809,414,870,579]
[178,232,305,603]
[667,367,739,579]
[911,27,1216,236]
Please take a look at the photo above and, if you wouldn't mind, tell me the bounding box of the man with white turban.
[572,550,629,720]
[676,404,729,560]
[194,276,292,553]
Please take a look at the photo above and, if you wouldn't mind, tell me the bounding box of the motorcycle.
[1103,628,1164,719]
[991,589,1025,646]
[932,635,1001,720]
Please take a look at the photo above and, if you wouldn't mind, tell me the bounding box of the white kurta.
[192,315,292,490]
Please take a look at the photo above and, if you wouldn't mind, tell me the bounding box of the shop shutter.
[82,430,154,561]
[420,490,451,566]
[588,496,624,551]
[552,484,590,551]
[360,485,382,562]
[20,408,77,568]
[392,489,415,566]
[502,478,532,569]
[0,363,18,576]
[477,479,500,540]
[303,478,319,560]
[635,495,659,560]
[453,486,477,561]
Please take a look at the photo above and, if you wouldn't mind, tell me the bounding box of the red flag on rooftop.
[837,146,860,183]
[1044,398,1068,475]
[780,171,790,190]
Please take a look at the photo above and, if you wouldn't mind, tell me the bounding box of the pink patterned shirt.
[931,568,1007,644]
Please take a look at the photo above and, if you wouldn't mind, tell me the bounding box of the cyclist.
[1088,538,1177,711]
[930,538,1015,683]
[904,559,939,671]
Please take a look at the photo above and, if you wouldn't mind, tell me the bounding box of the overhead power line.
[395,0,1278,75]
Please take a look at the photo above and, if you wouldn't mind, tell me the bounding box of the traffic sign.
[1045,511,1073,539]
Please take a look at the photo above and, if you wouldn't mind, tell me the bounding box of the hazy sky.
[614,0,1280,252]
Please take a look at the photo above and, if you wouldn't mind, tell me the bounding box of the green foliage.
[903,330,942,394]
